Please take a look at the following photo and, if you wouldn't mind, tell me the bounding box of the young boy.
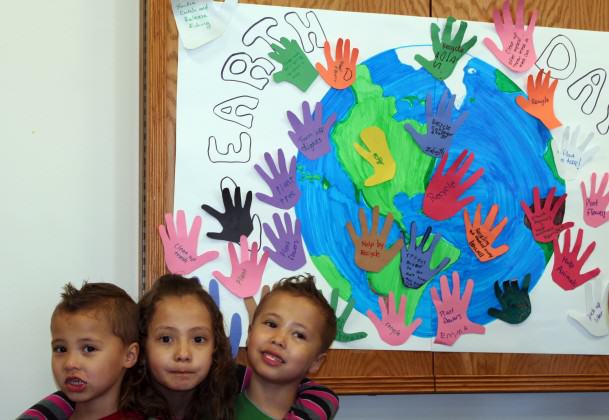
[20,282,140,420]
[237,274,339,420]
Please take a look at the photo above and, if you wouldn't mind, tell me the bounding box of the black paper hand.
[487,274,532,324]
[201,186,254,243]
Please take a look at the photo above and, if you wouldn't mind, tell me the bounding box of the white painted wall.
[1,1,608,419]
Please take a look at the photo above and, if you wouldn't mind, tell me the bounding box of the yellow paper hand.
[353,126,396,187]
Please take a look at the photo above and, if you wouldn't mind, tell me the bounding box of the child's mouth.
[65,377,87,393]
[262,351,285,366]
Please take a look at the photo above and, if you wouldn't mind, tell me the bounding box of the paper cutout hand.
[366,292,422,346]
[287,101,337,160]
[269,37,318,92]
[552,228,600,291]
[487,274,532,324]
[555,126,599,181]
[431,271,485,346]
[567,278,609,337]
[516,68,561,129]
[415,16,478,80]
[346,206,404,272]
[483,0,538,72]
[208,279,242,358]
[400,221,450,289]
[244,284,271,325]
[201,187,254,243]
[262,212,306,270]
[423,150,484,220]
[330,288,368,342]
[315,38,359,89]
[254,148,300,210]
[212,235,269,298]
[464,204,510,262]
[404,91,468,158]
[520,186,573,243]
[581,172,609,228]
[159,210,219,275]
[354,126,397,187]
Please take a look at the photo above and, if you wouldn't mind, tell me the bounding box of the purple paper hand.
[400,221,450,289]
[423,150,485,221]
[431,271,485,346]
[366,292,422,346]
[263,212,306,270]
[159,210,219,275]
[404,91,468,158]
[581,172,609,228]
[213,235,269,298]
[287,101,337,160]
[254,148,300,210]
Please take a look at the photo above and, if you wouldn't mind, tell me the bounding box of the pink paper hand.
[520,186,573,243]
[212,235,269,298]
[431,271,485,346]
[581,172,609,228]
[552,228,601,291]
[158,210,219,275]
[366,292,422,346]
[483,0,538,72]
[423,149,484,221]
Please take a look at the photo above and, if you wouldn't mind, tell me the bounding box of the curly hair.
[122,274,236,419]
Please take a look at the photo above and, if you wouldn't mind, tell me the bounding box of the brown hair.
[253,273,337,352]
[123,274,236,420]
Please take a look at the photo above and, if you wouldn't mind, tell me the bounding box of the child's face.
[247,292,326,385]
[51,310,138,409]
[146,295,215,393]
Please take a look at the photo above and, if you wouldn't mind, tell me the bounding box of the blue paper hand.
[263,212,306,270]
[254,148,300,209]
[404,91,468,158]
[400,221,451,289]
[208,278,242,358]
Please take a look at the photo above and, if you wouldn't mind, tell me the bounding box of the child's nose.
[175,339,192,361]
[64,352,81,370]
[271,330,287,348]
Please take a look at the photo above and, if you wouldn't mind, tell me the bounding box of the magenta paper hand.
[431,271,486,346]
[423,150,484,221]
[366,292,422,346]
[483,0,538,72]
[581,172,609,228]
[552,228,600,291]
[254,148,300,210]
[263,212,306,270]
[159,210,219,275]
[212,235,269,298]
[287,101,337,160]
[520,186,573,243]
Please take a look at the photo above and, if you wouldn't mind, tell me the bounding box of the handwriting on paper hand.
[581,172,609,228]
[208,279,242,358]
[464,204,510,262]
[400,221,450,289]
[431,271,485,346]
[568,278,609,337]
[404,91,468,158]
[287,101,337,160]
[262,212,306,270]
[552,228,600,291]
[315,38,359,90]
[483,0,538,72]
[415,16,477,80]
[330,288,368,342]
[516,68,561,129]
[366,292,421,346]
[201,186,254,243]
[520,186,573,243]
[353,126,396,187]
[555,126,599,181]
[487,274,531,324]
[268,37,318,92]
[212,235,269,298]
[159,210,219,275]
[423,149,484,221]
[254,148,300,210]
[346,206,403,272]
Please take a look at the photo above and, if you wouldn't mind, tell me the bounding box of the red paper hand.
[552,228,600,291]
[366,292,422,346]
[315,38,359,90]
[520,186,573,243]
[464,204,509,262]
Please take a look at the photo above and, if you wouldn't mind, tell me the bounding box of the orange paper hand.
[354,126,397,187]
[315,38,359,89]
[516,68,561,129]
[464,204,509,262]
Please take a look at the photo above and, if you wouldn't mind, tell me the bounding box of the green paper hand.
[487,274,532,324]
[415,16,477,80]
[268,37,318,92]
[330,288,368,342]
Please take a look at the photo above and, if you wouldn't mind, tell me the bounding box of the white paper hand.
[568,277,609,337]
[553,126,599,182]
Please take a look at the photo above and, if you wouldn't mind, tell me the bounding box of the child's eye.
[263,320,277,328]
[52,345,66,353]
[159,335,172,344]
[293,332,307,340]
[193,336,206,344]
[83,345,97,353]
